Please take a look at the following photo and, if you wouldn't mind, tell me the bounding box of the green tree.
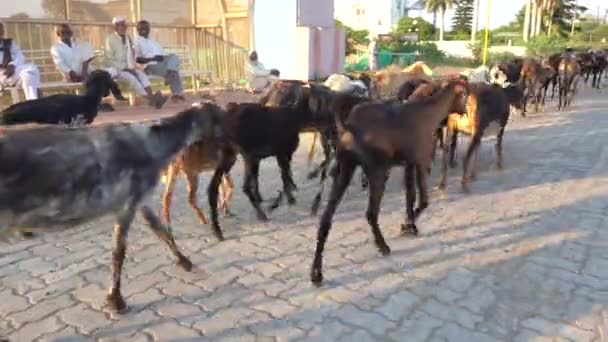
[425,0,456,40]
[451,0,474,36]
[393,16,436,41]
[335,20,370,56]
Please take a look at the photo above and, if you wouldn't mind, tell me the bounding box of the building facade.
[334,0,424,36]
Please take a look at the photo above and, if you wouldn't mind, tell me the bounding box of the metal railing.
[2,19,248,85]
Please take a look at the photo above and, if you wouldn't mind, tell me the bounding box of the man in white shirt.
[0,22,41,100]
[50,23,96,82]
[135,20,185,101]
[105,16,166,108]
[245,50,279,93]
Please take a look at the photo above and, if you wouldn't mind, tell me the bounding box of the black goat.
[442,83,512,192]
[207,90,331,239]
[310,80,468,286]
[0,104,224,313]
[0,69,126,126]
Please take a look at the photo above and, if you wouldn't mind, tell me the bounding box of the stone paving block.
[57,303,111,335]
[8,316,64,342]
[0,289,30,316]
[144,321,203,341]
[9,294,75,328]
[4,90,608,341]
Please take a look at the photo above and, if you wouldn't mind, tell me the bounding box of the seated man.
[0,22,41,101]
[135,20,185,101]
[245,50,279,93]
[50,23,96,82]
[105,16,166,108]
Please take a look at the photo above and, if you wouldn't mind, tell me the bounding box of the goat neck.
[146,107,219,167]
[408,80,467,129]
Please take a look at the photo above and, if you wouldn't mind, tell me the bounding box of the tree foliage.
[451,0,474,35]
[335,20,370,56]
[394,16,436,41]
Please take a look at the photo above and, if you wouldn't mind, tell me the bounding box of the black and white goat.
[0,103,224,313]
[0,69,126,126]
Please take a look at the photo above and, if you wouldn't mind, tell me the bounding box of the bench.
[3,49,107,104]
[144,45,214,92]
[3,45,213,105]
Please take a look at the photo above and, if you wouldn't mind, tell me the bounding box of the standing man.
[368,38,378,71]
[105,16,166,108]
[50,23,96,82]
[0,22,41,101]
[135,20,185,102]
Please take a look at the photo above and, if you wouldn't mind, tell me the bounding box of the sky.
[428,0,607,30]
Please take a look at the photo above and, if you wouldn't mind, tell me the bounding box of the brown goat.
[310,80,468,286]
[161,139,234,226]
[442,83,512,193]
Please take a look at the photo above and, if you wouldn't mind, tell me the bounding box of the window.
[355,8,365,16]
[2,0,66,20]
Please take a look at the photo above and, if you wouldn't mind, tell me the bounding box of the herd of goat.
[0,48,606,313]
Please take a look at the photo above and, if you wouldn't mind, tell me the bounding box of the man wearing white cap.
[0,22,41,101]
[105,16,166,108]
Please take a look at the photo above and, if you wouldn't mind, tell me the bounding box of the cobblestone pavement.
[2,87,608,342]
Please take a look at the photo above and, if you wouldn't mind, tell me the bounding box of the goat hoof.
[223,210,234,217]
[461,183,471,194]
[310,268,324,287]
[287,197,296,206]
[307,170,320,179]
[378,244,391,256]
[401,223,419,237]
[20,231,35,238]
[177,254,194,272]
[257,212,269,222]
[449,161,458,169]
[104,292,129,314]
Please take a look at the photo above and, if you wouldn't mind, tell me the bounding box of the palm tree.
[425,0,456,41]
[523,0,532,41]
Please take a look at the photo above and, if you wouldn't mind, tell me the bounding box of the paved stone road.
[2,88,608,342]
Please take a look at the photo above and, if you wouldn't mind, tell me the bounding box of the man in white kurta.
[245,51,278,93]
[50,23,96,82]
[135,20,184,101]
[0,22,41,100]
[105,16,166,108]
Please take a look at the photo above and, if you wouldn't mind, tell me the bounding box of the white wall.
[252,0,297,78]
[433,40,527,58]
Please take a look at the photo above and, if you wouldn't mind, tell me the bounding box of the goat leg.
[140,206,193,272]
[161,164,177,225]
[243,159,268,221]
[414,164,429,218]
[311,158,336,216]
[448,130,459,169]
[220,175,234,217]
[208,165,230,240]
[496,127,505,170]
[401,164,418,236]
[438,132,450,190]
[311,157,356,287]
[105,205,137,313]
[461,135,482,193]
[186,173,208,225]
[366,168,391,255]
